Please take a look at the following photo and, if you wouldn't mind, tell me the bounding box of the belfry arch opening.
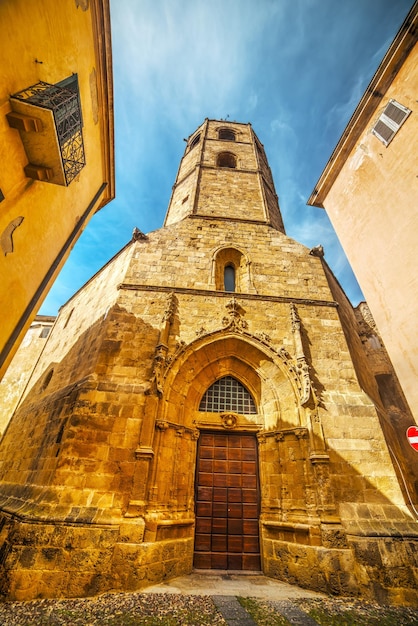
[217,152,237,168]
[218,128,236,141]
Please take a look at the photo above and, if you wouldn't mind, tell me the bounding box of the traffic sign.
[406,426,418,452]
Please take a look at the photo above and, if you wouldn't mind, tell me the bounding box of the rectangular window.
[371,99,411,146]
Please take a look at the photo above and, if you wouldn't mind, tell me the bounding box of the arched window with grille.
[199,376,257,414]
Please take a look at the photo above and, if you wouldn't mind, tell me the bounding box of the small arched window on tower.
[218,128,236,141]
[224,264,235,292]
[199,376,257,414]
[189,133,200,150]
[214,247,248,292]
[217,152,236,168]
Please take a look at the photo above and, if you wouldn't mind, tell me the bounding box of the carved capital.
[294,427,309,439]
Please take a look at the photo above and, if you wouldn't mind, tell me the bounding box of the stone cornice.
[118,283,338,308]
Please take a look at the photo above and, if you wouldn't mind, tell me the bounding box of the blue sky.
[40,0,413,315]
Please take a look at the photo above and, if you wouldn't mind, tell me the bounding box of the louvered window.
[199,376,257,414]
[372,99,411,146]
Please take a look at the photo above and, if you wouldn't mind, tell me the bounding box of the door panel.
[194,432,261,571]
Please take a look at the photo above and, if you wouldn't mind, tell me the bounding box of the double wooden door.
[194,432,260,570]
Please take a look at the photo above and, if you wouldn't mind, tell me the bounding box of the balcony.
[7,80,85,186]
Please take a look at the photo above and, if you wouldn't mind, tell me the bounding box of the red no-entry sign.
[406,426,418,452]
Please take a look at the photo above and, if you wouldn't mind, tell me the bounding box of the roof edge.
[90,0,115,212]
[307,1,418,208]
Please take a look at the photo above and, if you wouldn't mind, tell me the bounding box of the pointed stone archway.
[147,330,323,576]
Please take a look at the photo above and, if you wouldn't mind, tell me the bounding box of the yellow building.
[0,120,416,604]
[308,2,418,425]
[0,0,114,380]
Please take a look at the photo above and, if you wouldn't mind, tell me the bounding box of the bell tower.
[164,119,285,232]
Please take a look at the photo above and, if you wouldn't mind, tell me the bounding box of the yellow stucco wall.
[321,42,418,423]
[0,0,113,379]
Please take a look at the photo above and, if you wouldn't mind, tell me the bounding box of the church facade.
[0,120,416,604]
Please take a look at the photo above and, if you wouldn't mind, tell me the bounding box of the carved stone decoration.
[221,412,238,429]
[222,298,248,332]
[162,292,176,325]
[151,345,166,397]
[255,332,271,344]
[295,427,309,439]
[309,244,324,258]
[290,303,312,406]
[132,226,148,242]
[150,293,178,396]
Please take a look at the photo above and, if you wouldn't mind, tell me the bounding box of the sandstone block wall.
[0,120,416,604]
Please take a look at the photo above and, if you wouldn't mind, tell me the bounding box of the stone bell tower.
[0,120,416,604]
[164,119,284,231]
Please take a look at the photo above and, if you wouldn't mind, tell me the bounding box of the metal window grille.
[199,376,257,414]
[372,99,411,147]
[11,81,85,184]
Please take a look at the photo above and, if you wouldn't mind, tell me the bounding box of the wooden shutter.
[372,99,411,146]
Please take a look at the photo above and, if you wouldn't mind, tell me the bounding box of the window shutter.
[371,99,411,146]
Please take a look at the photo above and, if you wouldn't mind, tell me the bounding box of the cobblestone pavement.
[0,573,417,625]
[0,592,417,625]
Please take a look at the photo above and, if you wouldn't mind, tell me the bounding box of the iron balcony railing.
[11,81,85,185]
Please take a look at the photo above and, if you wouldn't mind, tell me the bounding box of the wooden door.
[194,432,260,570]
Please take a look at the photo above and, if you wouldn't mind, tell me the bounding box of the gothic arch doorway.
[194,430,260,570]
[158,333,305,574]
